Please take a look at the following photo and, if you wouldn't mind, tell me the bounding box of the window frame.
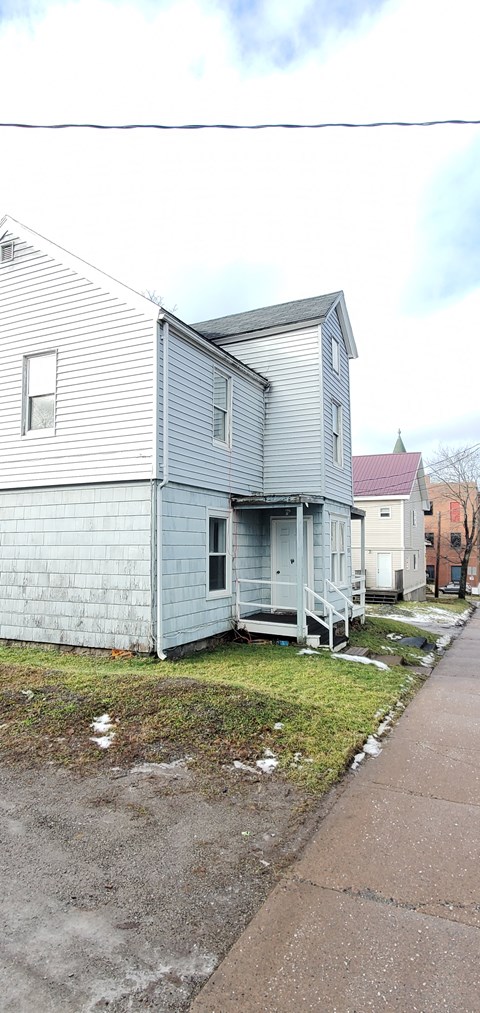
[379,506,391,519]
[331,336,340,375]
[450,532,461,548]
[450,501,461,523]
[206,508,232,599]
[212,368,232,449]
[412,508,417,527]
[332,401,343,468]
[22,350,57,436]
[1,241,14,264]
[330,516,347,587]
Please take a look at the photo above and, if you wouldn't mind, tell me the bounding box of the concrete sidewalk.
[192,610,480,1013]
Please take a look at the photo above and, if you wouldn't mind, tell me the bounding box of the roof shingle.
[193,292,342,340]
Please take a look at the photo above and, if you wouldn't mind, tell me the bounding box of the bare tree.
[427,444,480,599]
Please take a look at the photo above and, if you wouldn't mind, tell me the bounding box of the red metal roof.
[353,452,422,497]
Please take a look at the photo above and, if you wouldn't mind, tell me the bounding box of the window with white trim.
[24,352,56,432]
[207,511,231,595]
[331,518,347,585]
[412,508,417,527]
[331,337,340,375]
[413,552,418,570]
[213,369,231,446]
[379,506,391,518]
[332,402,343,466]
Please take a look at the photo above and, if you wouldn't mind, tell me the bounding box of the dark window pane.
[451,565,461,582]
[451,532,461,548]
[209,518,226,554]
[213,406,226,442]
[209,555,226,592]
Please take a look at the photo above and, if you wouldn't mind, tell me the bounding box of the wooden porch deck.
[238,610,347,650]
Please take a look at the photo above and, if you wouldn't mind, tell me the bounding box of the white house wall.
[352,498,403,589]
[403,478,427,596]
[0,228,157,488]
[0,483,152,651]
[167,331,264,495]
[218,326,324,495]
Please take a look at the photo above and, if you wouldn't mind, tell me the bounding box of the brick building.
[425,476,480,590]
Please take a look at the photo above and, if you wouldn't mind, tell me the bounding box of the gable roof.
[194,291,358,358]
[353,452,423,497]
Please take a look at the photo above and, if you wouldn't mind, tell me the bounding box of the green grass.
[0,619,429,793]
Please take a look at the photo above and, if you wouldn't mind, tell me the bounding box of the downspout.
[155,317,169,659]
[296,503,306,643]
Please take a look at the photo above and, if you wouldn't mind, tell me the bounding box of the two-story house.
[0,214,364,655]
[351,438,429,602]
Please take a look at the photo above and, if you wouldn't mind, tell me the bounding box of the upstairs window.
[208,511,231,596]
[425,532,434,546]
[24,352,56,432]
[451,532,461,548]
[412,509,417,527]
[213,369,231,446]
[332,402,343,467]
[331,337,340,375]
[380,507,391,518]
[450,501,461,523]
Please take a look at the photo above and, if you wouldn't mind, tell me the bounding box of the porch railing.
[235,578,354,650]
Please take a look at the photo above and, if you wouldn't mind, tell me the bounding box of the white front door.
[376,552,392,588]
[271,518,312,609]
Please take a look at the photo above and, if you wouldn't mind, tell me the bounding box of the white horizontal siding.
[223,327,322,495]
[0,483,153,651]
[0,231,157,488]
[167,332,264,494]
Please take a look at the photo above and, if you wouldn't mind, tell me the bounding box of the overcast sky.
[1,0,479,458]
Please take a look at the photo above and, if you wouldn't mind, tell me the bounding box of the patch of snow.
[396,701,405,710]
[297,648,320,655]
[90,712,115,749]
[256,750,278,773]
[386,633,403,640]
[274,722,284,730]
[131,759,191,774]
[436,633,453,649]
[351,751,365,770]
[364,735,382,757]
[20,689,34,701]
[380,605,469,628]
[377,714,393,737]
[332,654,390,670]
[233,760,257,774]
[420,652,435,667]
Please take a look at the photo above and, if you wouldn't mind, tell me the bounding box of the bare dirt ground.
[0,758,327,1012]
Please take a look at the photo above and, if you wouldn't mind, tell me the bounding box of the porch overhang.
[232,494,325,510]
[351,506,365,520]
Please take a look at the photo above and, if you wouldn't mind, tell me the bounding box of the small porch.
[233,495,366,650]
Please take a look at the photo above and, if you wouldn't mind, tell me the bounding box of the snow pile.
[351,751,365,771]
[297,648,320,655]
[256,749,278,773]
[90,713,116,749]
[332,654,390,671]
[273,722,284,730]
[364,735,382,757]
[381,605,469,627]
[233,760,257,774]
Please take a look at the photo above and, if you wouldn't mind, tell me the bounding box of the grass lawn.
[0,613,440,793]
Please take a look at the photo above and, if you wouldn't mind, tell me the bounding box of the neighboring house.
[0,214,364,655]
[425,477,480,589]
[351,438,429,601]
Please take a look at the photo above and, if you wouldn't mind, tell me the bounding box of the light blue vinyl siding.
[161,484,235,649]
[223,327,323,495]
[322,311,353,506]
[167,332,264,495]
[233,510,270,609]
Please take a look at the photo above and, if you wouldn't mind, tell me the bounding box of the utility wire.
[1,118,480,130]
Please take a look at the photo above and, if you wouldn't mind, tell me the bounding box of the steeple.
[393,428,406,453]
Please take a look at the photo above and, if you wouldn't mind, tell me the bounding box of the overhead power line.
[1,118,480,131]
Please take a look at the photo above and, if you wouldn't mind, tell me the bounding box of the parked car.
[439,581,471,595]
